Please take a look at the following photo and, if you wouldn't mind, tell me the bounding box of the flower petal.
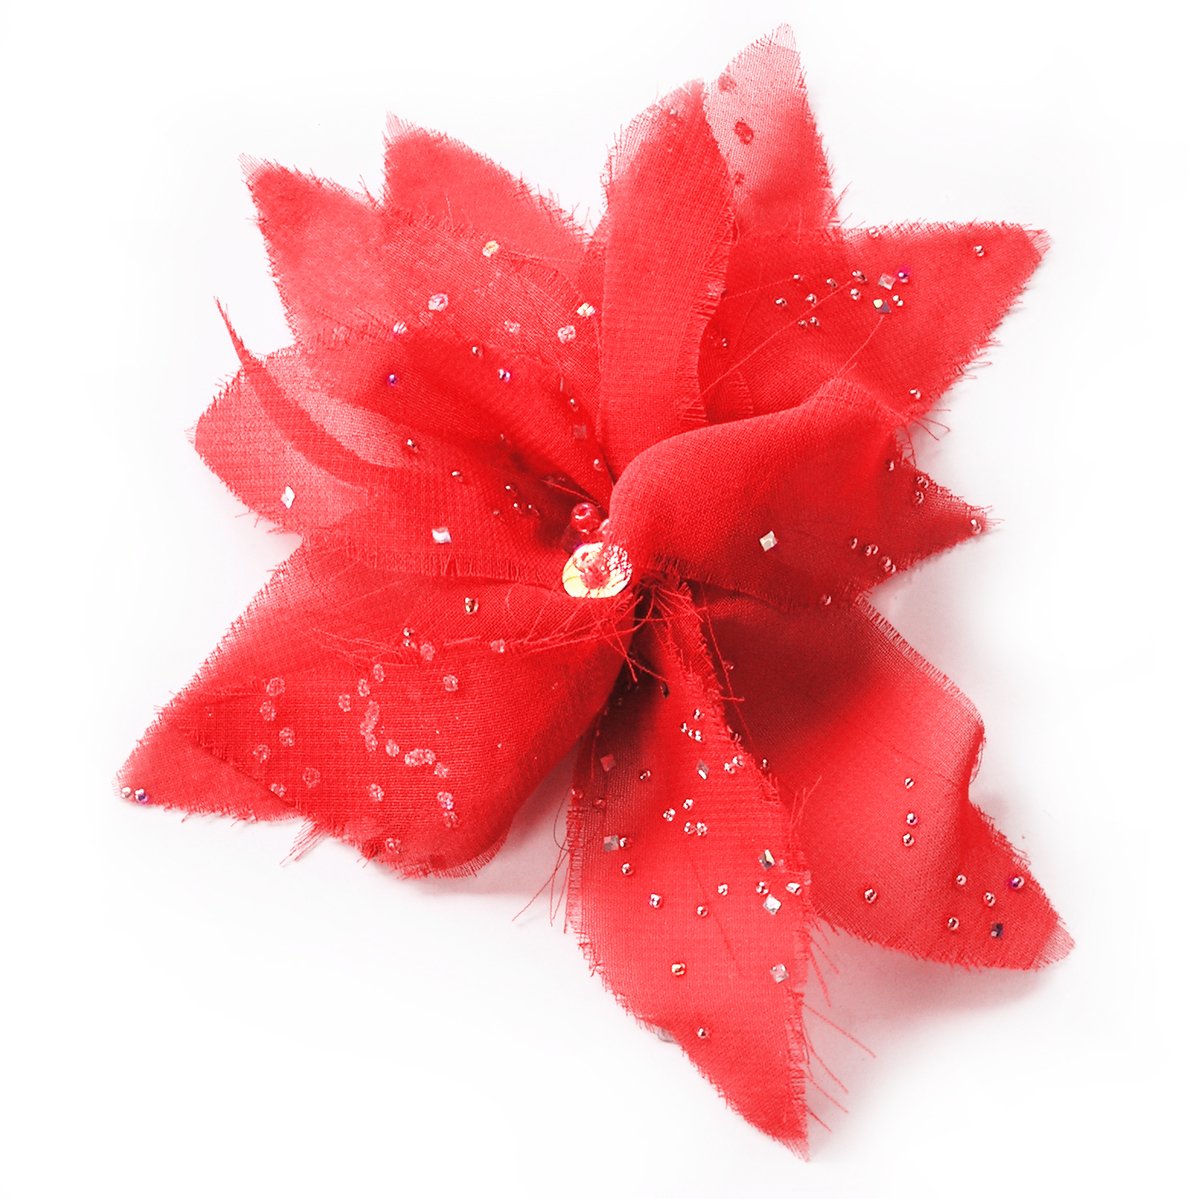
[701,223,1045,424]
[383,121,587,280]
[606,382,982,610]
[247,162,599,399]
[567,588,811,1152]
[701,588,1070,968]
[121,543,633,876]
[704,25,836,237]
[595,83,734,474]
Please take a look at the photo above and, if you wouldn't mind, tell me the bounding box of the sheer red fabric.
[120,25,1068,1151]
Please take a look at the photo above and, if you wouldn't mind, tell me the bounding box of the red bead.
[570,501,603,537]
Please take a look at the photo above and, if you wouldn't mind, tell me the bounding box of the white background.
[3,1,1189,1194]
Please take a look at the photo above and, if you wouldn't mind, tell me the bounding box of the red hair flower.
[120,27,1069,1152]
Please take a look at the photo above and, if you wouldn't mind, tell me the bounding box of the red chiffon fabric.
[121,26,1067,1151]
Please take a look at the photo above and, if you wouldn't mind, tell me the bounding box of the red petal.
[197,311,611,562]
[595,84,734,474]
[704,25,836,236]
[383,122,586,279]
[702,589,1070,968]
[606,382,982,610]
[568,589,811,1151]
[248,162,599,398]
[702,223,1045,424]
[121,543,633,876]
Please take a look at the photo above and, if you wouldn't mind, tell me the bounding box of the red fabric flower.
[120,27,1069,1152]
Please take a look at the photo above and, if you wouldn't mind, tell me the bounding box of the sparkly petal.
[702,223,1045,425]
[568,588,810,1152]
[702,588,1069,969]
[703,25,837,236]
[120,544,633,876]
[605,381,982,611]
[595,83,734,473]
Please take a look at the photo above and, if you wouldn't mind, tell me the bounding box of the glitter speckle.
[278,727,295,747]
[557,325,577,344]
[260,700,276,721]
[431,527,452,544]
[442,674,459,693]
[428,293,449,312]
[863,887,878,904]
[576,302,596,318]
[482,240,500,257]
[770,963,789,983]
[947,916,960,931]
[496,368,512,383]
[265,677,285,698]
[717,883,729,896]
[253,744,269,764]
[648,894,663,909]
[369,783,384,802]
[302,766,321,788]
[671,962,687,977]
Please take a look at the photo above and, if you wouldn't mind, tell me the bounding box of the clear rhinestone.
[763,894,782,915]
[759,529,778,552]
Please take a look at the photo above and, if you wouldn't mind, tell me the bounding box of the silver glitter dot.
[278,727,295,747]
[577,302,596,318]
[464,597,479,614]
[695,1026,709,1038]
[849,287,862,300]
[482,240,500,257]
[252,744,269,764]
[906,811,918,826]
[717,883,729,896]
[260,699,276,721]
[133,788,148,804]
[302,766,321,788]
[863,887,878,904]
[557,325,577,344]
[970,517,984,534]
[904,776,915,789]
[694,822,708,836]
[947,916,960,931]
[662,808,676,822]
[956,873,968,887]
[431,527,452,545]
[649,894,663,909]
[974,244,985,257]
[774,296,788,307]
[428,293,449,311]
[621,863,633,876]
[671,962,686,977]
[682,798,694,811]
[368,783,384,802]
[696,762,709,780]
[770,963,789,983]
[496,368,511,383]
[696,905,708,917]
[984,892,996,907]
[442,674,459,693]
[903,832,915,847]
[265,677,285,698]
[490,640,506,653]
